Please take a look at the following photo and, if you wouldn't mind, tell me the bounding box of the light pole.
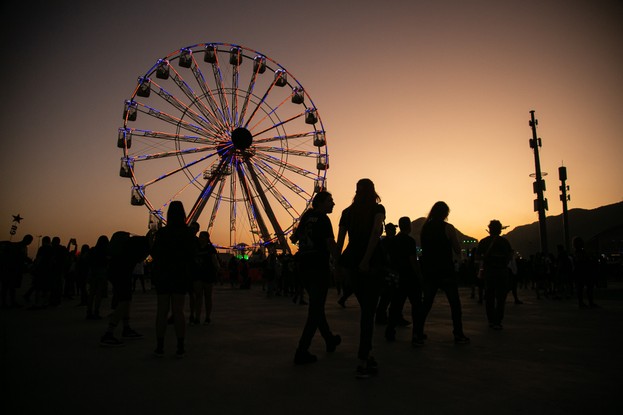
[529,110,549,255]
[559,166,571,252]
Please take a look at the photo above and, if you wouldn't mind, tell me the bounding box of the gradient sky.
[2,0,622,254]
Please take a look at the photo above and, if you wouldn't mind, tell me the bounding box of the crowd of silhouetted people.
[0,178,613,377]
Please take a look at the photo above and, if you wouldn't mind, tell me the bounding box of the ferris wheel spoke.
[255,145,319,158]
[133,102,211,137]
[253,131,315,145]
[186,52,231,130]
[130,145,219,163]
[237,67,261,127]
[148,78,225,137]
[252,157,312,201]
[242,72,286,130]
[140,152,216,187]
[205,48,233,128]
[168,60,231,132]
[254,152,319,180]
[123,128,208,144]
[250,109,305,137]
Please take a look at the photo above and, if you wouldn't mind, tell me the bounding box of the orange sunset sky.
[1,0,622,254]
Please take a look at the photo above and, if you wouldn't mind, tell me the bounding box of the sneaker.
[492,324,503,331]
[294,349,318,365]
[154,348,165,358]
[203,318,211,325]
[100,333,125,347]
[397,318,411,327]
[411,335,425,347]
[454,335,471,344]
[356,365,372,379]
[356,357,379,379]
[122,328,144,339]
[176,349,186,359]
[326,334,342,352]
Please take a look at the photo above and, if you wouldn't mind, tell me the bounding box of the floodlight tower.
[529,110,549,255]
[559,166,571,252]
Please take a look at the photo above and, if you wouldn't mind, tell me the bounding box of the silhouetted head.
[52,236,61,246]
[21,234,33,245]
[199,231,211,242]
[398,216,411,233]
[353,178,381,206]
[41,236,51,246]
[385,222,396,237]
[427,201,450,222]
[167,200,187,227]
[189,221,200,235]
[487,220,503,235]
[572,236,585,250]
[95,235,109,249]
[311,191,334,214]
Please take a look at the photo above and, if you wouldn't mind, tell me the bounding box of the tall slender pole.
[559,166,571,253]
[529,110,549,255]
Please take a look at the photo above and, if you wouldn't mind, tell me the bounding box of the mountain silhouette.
[407,201,623,257]
[504,201,623,256]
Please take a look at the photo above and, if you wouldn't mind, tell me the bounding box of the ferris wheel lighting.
[230,47,243,66]
[253,55,267,73]
[179,48,193,68]
[156,60,170,79]
[274,69,287,87]
[119,43,328,251]
[291,87,304,104]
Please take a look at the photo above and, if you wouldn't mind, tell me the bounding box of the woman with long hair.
[151,201,197,357]
[417,201,469,344]
[336,178,385,378]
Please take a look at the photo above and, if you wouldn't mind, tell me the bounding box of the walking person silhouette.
[417,201,470,344]
[151,201,198,357]
[336,179,386,378]
[477,220,514,330]
[291,191,342,364]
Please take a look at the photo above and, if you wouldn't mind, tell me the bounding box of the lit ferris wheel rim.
[117,42,329,252]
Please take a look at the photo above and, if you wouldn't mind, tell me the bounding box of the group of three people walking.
[292,178,513,378]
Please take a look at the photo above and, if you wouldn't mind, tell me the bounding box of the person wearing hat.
[476,220,514,330]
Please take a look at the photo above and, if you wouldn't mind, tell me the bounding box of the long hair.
[349,178,381,230]
[426,201,450,222]
[167,200,187,227]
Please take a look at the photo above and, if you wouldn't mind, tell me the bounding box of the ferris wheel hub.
[232,127,253,150]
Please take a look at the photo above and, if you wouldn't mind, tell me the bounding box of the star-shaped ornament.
[12,214,23,223]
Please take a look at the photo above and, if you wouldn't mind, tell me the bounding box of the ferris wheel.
[117,43,328,253]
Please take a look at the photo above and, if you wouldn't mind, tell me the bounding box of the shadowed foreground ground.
[2,280,622,415]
